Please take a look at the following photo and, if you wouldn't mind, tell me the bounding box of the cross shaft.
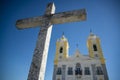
[16,2,86,80]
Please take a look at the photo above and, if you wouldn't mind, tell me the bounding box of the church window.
[96,67,103,75]
[75,63,82,75]
[93,44,97,51]
[68,67,73,75]
[59,47,63,53]
[57,67,62,75]
[76,63,80,67]
[84,67,90,75]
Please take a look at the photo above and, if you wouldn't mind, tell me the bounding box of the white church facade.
[52,32,109,80]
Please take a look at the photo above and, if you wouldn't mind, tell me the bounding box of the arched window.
[59,47,63,53]
[93,44,97,51]
[75,63,82,75]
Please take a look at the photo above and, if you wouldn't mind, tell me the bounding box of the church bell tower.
[54,34,69,65]
[52,34,69,80]
[87,32,109,80]
[87,32,105,64]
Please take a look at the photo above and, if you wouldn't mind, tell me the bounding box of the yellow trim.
[96,38,103,58]
[54,60,58,65]
[100,58,105,64]
[87,37,106,65]
[54,42,59,65]
[63,41,69,58]
[96,38,106,64]
[87,39,94,58]
[54,39,69,65]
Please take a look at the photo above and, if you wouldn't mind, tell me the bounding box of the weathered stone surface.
[16,2,87,80]
[27,24,52,80]
[16,9,86,29]
[51,9,86,24]
[27,3,55,80]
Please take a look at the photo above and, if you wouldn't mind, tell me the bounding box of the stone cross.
[16,2,86,80]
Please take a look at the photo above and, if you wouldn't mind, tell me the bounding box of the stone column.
[62,65,66,80]
[27,23,53,80]
[91,64,97,80]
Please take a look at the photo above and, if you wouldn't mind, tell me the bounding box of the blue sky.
[1,0,120,80]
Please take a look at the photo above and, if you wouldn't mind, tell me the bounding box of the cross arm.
[16,16,46,29]
[16,9,86,29]
[51,9,86,24]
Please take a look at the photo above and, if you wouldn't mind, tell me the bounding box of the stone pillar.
[52,65,57,80]
[91,64,97,80]
[102,64,109,80]
[27,23,53,80]
[27,2,55,80]
[62,65,66,80]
